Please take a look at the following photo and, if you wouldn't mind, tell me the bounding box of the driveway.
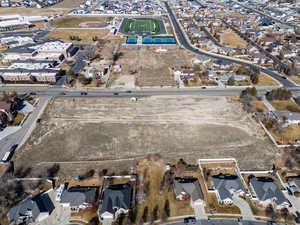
[232,193,254,220]
[193,202,208,220]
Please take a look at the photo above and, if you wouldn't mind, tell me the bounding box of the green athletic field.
[123,19,161,34]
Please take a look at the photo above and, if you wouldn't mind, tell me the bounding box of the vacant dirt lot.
[50,0,85,8]
[15,97,276,176]
[220,29,247,48]
[109,48,194,87]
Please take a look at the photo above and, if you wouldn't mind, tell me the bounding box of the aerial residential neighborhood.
[0,0,299,224]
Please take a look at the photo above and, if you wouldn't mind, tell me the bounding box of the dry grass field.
[271,125,300,145]
[255,74,280,86]
[220,29,247,48]
[270,100,300,112]
[50,16,108,28]
[50,0,85,8]
[45,28,109,44]
[0,7,69,16]
[14,97,276,177]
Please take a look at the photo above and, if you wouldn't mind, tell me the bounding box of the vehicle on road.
[126,90,132,93]
[113,92,119,96]
[184,217,196,224]
[30,92,37,95]
[201,86,207,89]
[294,214,300,224]
[80,92,88,96]
[60,92,66,95]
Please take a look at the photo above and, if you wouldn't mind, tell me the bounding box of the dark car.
[296,211,300,218]
[184,217,196,224]
[294,214,300,224]
[60,92,66,95]
[126,90,132,93]
[201,86,207,89]
[30,92,37,95]
[281,76,287,79]
[80,92,88,95]
[113,92,119,96]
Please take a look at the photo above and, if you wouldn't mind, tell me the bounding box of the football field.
[123,18,161,34]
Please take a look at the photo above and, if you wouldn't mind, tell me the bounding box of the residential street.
[0,97,50,160]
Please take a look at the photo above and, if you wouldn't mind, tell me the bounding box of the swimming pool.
[126,37,138,44]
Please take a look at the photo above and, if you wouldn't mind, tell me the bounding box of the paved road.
[164,2,295,88]
[0,97,49,161]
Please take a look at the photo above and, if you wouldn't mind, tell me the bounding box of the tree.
[227,76,235,86]
[163,200,170,218]
[151,205,159,222]
[265,204,278,220]
[142,206,148,222]
[250,73,259,84]
[240,87,257,98]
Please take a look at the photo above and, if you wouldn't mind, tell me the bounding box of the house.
[8,192,55,224]
[287,177,300,194]
[272,110,300,126]
[99,183,132,221]
[173,177,204,205]
[60,186,97,212]
[249,176,289,208]
[212,174,246,205]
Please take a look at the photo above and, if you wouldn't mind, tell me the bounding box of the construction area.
[14,96,276,177]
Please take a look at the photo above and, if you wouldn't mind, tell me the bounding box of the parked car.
[184,217,196,224]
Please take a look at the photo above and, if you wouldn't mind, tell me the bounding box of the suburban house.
[99,183,133,221]
[249,176,289,208]
[173,177,204,205]
[272,111,300,126]
[60,186,97,212]
[8,192,55,224]
[287,177,300,194]
[212,173,246,205]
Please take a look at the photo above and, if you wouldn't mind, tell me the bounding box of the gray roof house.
[60,186,97,211]
[173,177,204,202]
[287,176,300,194]
[212,174,246,204]
[249,176,289,207]
[99,183,132,220]
[8,192,54,224]
[272,111,300,126]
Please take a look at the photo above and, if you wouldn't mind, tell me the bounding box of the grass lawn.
[269,100,300,113]
[270,125,300,145]
[45,29,109,44]
[50,16,107,28]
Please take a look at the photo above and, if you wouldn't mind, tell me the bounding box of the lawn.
[45,29,109,44]
[270,100,300,113]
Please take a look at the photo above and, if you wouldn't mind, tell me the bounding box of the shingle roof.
[212,174,245,201]
[60,186,97,207]
[173,177,203,201]
[8,192,54,224]
[100,183,132,215]
[249,177,288,205]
